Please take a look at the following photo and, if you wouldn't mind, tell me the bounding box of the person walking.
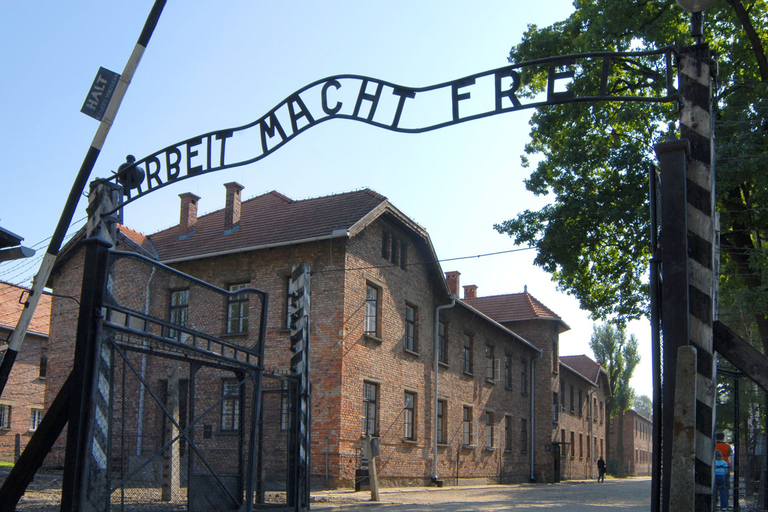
[597,456,606,483]
[715,450,729,510]
[715,432,733,506]
[716,432,733,465]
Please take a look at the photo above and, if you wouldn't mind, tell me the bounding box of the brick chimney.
[224,182,244,232]
[463,285,478,300]
[445,271,460,296]
[179,192,200,236]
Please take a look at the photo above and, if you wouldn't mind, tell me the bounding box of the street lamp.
[676,0,716,42]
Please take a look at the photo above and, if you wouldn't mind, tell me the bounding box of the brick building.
[0,281,50,462]
[555,355,610,481]
[44,184,606,486]
[608,409,653,476]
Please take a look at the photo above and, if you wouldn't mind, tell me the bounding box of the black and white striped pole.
[0,0,166,398]
[656,1,717,511]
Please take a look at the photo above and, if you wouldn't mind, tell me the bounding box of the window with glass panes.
[520,357,528,394]
[485,412,494,448]
[364,285,379,336]
[403,392,416,440]
[221,379,241,431]
[227,283,249,334]
[0,405,10,429]
[504,354,513,388]
[168,289,189,338]
[462,406,473,446]
[505,416,513,451]
[463,334,473,374]
[362,382,378,436]
[521,419,528,453]
[280,382,290,431]
[485,345,495,381]
[30,409,43,431]
[437,322,447,364]
[404,304,417,352]
[437,400,447,444]
[39,348,47,378]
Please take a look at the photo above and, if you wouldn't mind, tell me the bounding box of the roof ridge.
[290,187,388,204]
[267,190,294,203]
[464,292,527,300]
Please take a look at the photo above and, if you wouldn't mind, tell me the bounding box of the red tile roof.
[117,224,157,256]
[560,354,604,385]
[150,189,389,262]
[462,292,569,332]
[0,281,51,336]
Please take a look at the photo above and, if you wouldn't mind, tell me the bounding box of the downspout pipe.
[530,348,543,482]
[432,295,458,483]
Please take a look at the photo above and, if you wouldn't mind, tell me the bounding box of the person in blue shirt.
[714,450,729,509]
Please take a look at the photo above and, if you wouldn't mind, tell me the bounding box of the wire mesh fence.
[717,367,768,512]
[72,250,304,511]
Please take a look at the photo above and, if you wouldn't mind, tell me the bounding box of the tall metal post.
[288,263,311,511]
[60,181,120,512]
[655,136,691,512]
[679,43,718,512]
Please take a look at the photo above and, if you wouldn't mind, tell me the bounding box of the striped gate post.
[679,44,718,512]
[60,182,120,512]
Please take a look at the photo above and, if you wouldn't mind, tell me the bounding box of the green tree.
[494,0,768,348]
[590,323,640,477]
[633,394,653,418]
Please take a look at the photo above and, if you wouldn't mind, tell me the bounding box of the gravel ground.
[1,469,651,511]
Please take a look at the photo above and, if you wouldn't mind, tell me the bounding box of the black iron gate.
[74,249,306,511]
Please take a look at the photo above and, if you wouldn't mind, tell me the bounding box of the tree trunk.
[605,396,613,474]
[617,412,626,478]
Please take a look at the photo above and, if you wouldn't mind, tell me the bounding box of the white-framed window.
[362,381,378,436]
[30,409,43,432]
[403,391,416,440]
[221,378,241,432]
[485,345,495,382]
[462,406,473,446]
[227,283,249,334]
[364,284,380,337]
[404,304,417,352]
[485,412,494,448]
[0,405,10,429]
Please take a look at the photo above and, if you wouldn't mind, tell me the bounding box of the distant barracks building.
[42,184,609,486]
[0,281,50,463]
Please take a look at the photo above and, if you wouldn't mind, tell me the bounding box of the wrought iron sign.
[115,47,675,204]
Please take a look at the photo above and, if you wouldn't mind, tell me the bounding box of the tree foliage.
[590,322,640,476]
[634,394,653,418]
[495,0,768,331]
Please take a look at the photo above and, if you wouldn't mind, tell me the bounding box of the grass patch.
[0,461,14,468]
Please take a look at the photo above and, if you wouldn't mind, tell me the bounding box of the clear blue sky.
[0,1,653,397]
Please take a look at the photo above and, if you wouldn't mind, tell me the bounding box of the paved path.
[314,477,652,511]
